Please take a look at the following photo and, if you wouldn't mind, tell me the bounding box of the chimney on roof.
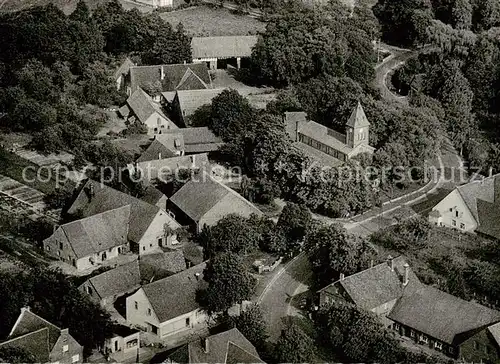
[403,263,409,287]
[160,66,165,81]
[202,337,209,353]
[370,259,374,268]
[61,328,69,335]
[21,306,31,313]
[339,273,345,281]
[387,255,394,271]
[89,183,95,201]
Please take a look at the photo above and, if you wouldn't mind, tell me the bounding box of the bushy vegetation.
[0,0,190,163]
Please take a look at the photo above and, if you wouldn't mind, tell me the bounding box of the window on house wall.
[449,208,453,212]
[455,211,459,217]
[394,323,400,331]
[452,220,456,226]
[63,345,69,352]
[46,246,50,251]
[134,301,138,310]
[147,308,151,316]
[158,238,163,246]
[72,354,79,363]
[448,347,454,354]
[185,318,190,327]
[410,330,415,338]
[474,341,479,350]
[142,246,145,251]
[435,342,442,350]
[420,335,428,343]
[460,223,465,229]
[126,339,138,348]
[59,242,63,250]
[87,286,92,295]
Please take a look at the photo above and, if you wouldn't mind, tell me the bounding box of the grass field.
[160,5,266,36]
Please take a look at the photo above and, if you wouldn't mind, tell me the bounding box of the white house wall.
[430,189,477,232]
[137,210,180,255]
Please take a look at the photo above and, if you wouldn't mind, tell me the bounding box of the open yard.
[160,5,266,36]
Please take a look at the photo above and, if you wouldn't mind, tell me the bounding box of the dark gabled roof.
[346,101,370,128]
[142,262,207,323]
[157,127,224,154]
[298,120,353,155]
[67,179,180,243]
[0,309,78,363]
[0,328,51,363]
[129,63,211,94]
[8,309,60,348]
[140,185,166,206]
[169,172,262,222]
[57,205,130,259]
[126,88,172,125]
[82,260,141,300]
[476,199,500,240]
[136,139,179,163]
[187,328,263,363]
[139,250,187,283]
[191,36,258,59]
[318,256,421,311]
[388,286,500,345]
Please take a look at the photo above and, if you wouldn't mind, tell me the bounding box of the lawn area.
[0,147,68,195]
[160,5,266,36]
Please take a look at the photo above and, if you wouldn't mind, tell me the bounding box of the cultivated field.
[160,5,266,36]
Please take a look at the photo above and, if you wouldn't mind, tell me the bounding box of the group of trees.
[376,0,500,173]
[199,202,313,259]
[306,223,377,288]
[0,0,191,159]
[0,268,113,358]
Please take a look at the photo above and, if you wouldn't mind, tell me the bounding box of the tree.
[78,61,119,107]
[200,252,256,314]
[251,2,375,87]
[199,214,260,259]
[373,0,434,46]
[231,304,268,349]
[0,347,36,363]
[274,322,315,363]
[452,0,472,29]
[70,0,90,22]
[306,224,375,287]
[276,202,312,247]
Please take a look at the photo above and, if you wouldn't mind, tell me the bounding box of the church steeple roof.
[346,101,370,128]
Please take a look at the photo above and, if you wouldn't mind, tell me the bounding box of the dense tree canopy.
[274,321,315,363]
[200,252,257,314]
[0,268,113,357]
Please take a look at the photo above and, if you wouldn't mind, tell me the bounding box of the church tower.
[345,102,370,149]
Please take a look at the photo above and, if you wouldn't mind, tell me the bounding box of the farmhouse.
[166,328,264,363]
[318,257,500,362]
[128,63,211,96]
[67,179,181,255]
[119,88,178,136]
[285,102,375,166]
[136,128,223,162]
[428,173,500,240]
[126,262,208,338]
[0,307,83,364]
[43,206,131,271]
[191,35,258,69]
[167,171,262,233]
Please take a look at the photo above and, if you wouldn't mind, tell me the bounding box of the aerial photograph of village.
[0,0,499,362]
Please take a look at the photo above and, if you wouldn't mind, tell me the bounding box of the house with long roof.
[318,256,421,326]
[285,102,375,166]
[43,205,131,271]
[166,328,264,364]
[126,262,208,338]
[318,256,500,362]
[167,171,262,233]
[0,307,83,364]
[114,57,135,92]
[429,173,500,240]
[191,36,258,69]
[128,63,211,96]
[67,179,181,255]
[136,128,222,162]
[119,88,178,136]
